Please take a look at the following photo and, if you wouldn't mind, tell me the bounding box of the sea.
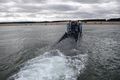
[0,25,120,80]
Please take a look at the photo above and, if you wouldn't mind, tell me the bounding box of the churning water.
[0,25,120,80]
[8,49,87,80]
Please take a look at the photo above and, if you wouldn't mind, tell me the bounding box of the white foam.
[8,49,87,80]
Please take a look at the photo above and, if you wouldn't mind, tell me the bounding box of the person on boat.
[67,21,82,35]
[67,20,82,41]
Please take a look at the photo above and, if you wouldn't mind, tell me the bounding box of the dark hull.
[57,32,81,43]
[51,32,82,56]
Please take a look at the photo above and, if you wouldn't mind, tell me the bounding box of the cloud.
[63,0,101,4]
[62,0,120,4]
[0,0,47,3]
[0,0,10,3]
[47,4,78,11]
[2,13,21,17]
[0,0,119,21]
[18,0,46,3]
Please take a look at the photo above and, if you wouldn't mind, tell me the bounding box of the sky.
[0,0,120,22]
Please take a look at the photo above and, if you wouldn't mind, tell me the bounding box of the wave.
[8,49,87,80]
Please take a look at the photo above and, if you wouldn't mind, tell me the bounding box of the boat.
[58,20,82,42]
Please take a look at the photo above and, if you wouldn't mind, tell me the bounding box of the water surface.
[0,25,120,80]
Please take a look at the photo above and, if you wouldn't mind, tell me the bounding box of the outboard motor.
[67,21,82,41]
[55,20,82,43]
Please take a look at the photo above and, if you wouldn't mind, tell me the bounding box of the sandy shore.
[0,22,66,26]
[82,21,120,25]
[0,21,120,26]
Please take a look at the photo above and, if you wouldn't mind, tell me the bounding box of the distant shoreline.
[0,21,120,26]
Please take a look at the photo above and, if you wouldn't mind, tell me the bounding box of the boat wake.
[8,49,87,80]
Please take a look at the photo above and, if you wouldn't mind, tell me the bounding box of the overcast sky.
[0,0,120,22]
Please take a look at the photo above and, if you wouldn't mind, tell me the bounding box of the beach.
[0,21,120,26]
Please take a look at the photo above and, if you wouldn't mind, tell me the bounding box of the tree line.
[0,18,120,24]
